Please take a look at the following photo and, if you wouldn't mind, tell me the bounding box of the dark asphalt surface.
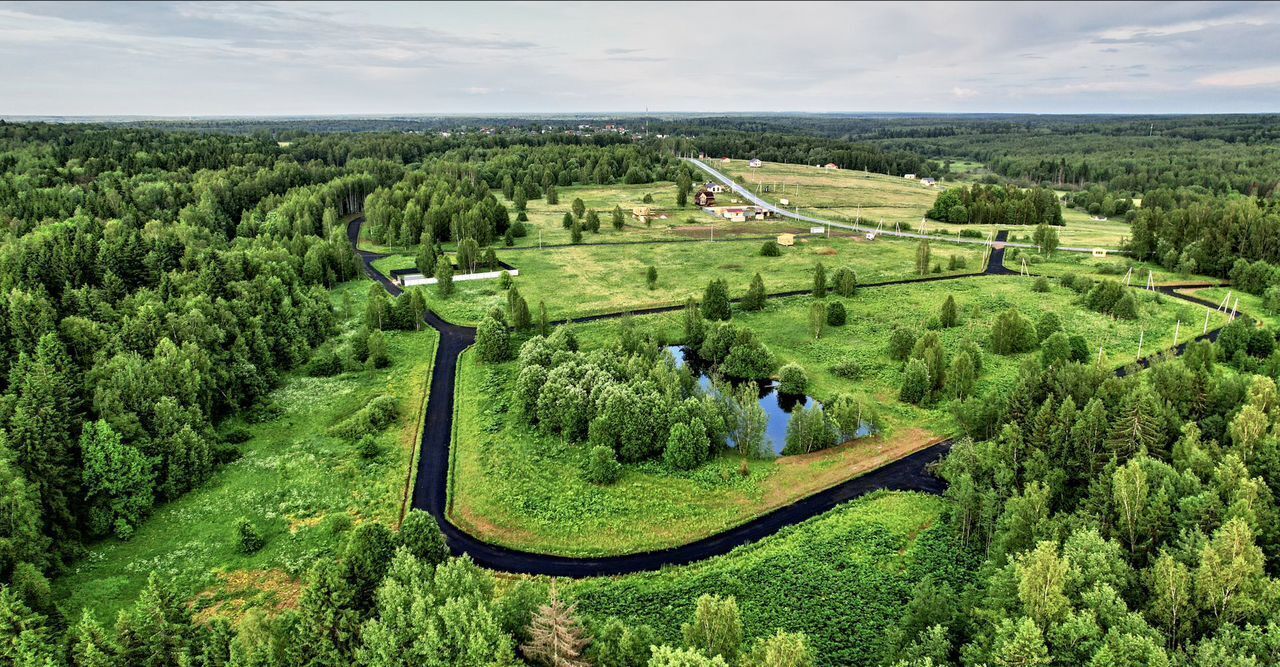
[347,219,1225,576]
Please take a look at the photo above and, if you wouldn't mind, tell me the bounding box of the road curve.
[348,217,1225,576]
[683,157,1115,255]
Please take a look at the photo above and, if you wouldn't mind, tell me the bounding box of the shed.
[721,157,732,164]
[777,233,796,247]
[823,163,840,170]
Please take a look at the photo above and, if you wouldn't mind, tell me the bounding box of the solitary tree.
[808,302,827,340]
[646,266,658,290]
[940,295,959,328]
[742,273,767,311]
[915,239,932,276]
[572,197,586,220]
[702,279,732,321]
[611,205,625,230]
[812,263,827,298]
[522,589,592,667]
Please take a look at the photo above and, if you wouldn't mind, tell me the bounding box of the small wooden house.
[695,189,716,207]
[777,233,796,247]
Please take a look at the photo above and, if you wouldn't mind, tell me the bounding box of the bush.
[664,420,710,471]
[888,327,919,361]
[307,348,344,377]
[832,267,858,296]
[1032,276,1050,292]
[1037,311,1062,341]
[899,359,930,404]
[356,435,380,460]
[236,517,264,554]
[222,427,252,445]
[829,359,862,379]
[826,301,847,326]
[476,316,512,362]
[584,445,622,484]
[939,295,958,328]
[366,329,391,369]
[328,395,399,439]
[990,309,1038,354]
[398,509,449,566]
[760,241,781,257]
[778,363,808,396]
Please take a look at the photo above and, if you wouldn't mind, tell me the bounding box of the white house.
[920,177,937,186]
[708,184,725,194]
[748,158,762,168]
[903,173,917,180]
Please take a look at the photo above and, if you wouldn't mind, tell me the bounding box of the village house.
[823,163,840,170]
[920,177,937,186]
[903,173,917,180]
[749,158,763,168]
[721,157,732,164]
[695,189,716,207]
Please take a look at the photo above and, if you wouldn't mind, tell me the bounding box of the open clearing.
[412,234,987,325]
[54,282,439,623]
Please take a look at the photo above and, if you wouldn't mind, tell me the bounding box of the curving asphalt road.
[348,217,1227,576]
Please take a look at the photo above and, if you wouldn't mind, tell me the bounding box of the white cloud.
[1197,65,1280,88]
[951,87,979,99]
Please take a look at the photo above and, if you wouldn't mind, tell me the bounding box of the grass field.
[1183,287,1271,327]
[1007,249,1223,286]
[54,282,438,624]
[729,276,1230,433]
[717,159,1135,249]
[409,234,987,325]
[568,491,978,667]
[449,341,947,557]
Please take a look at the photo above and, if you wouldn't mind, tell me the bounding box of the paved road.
[684,158,1115,255]
[347,217,1224,576]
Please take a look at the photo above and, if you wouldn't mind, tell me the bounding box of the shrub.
[664,420,710,471]
[701,279,732,321]
[307,348,344,377]
[947,254,967,271]
[829,359,862,379]
[899,359,930,404]
[476,316,512,362]
[990,309,1038,354]
[832,267,858,296]
[366,329,391,369]
[1032,276,1050,292]
[812,263,827,298]
[826,301,847,326]
[355,435,380,460]
[1037,311,1062,341]
[741,274,767,312]
[760,241,781,257]
[778,364,808,396]
[236,517,264,554]
[939,295,958,328]
[646,266,658,290]
[222,427,252,445]
[1041,332,1074,367]
[888,327,919,361]
[328,395,399,440]
[584,445,622,484]
[398,509,449,566]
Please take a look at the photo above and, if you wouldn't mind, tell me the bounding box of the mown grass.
[418,235,986,325]
[1184,287,1271,327]
[568,491,978,667]
[53,281,438,624]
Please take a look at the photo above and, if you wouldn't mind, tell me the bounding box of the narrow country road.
[683,157,1113,255]
[347,218,1228,576]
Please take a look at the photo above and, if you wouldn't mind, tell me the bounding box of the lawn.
[568,491,978,667]
[415,234,987,325]
[53,282,438,624]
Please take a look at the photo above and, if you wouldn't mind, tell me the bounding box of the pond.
[666,346,873,456]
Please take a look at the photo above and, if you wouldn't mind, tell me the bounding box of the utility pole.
[1137,329,1144,359]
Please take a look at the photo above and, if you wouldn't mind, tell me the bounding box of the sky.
[3,1,1280,117]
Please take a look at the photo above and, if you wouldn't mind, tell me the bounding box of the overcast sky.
[3,1,1280,117]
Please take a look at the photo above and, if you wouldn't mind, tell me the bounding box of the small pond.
[666,346,874,456]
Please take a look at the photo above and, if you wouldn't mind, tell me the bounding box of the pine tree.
[521,589,592,667]
[940,295,958,328]
[646,266,658,290]
[562,212,575,230]
[611,205,625,230]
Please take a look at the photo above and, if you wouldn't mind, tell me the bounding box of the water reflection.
[666,346,872,455]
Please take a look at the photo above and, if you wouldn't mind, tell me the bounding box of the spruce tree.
[521,589,592,667]
[742,273,767,311]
